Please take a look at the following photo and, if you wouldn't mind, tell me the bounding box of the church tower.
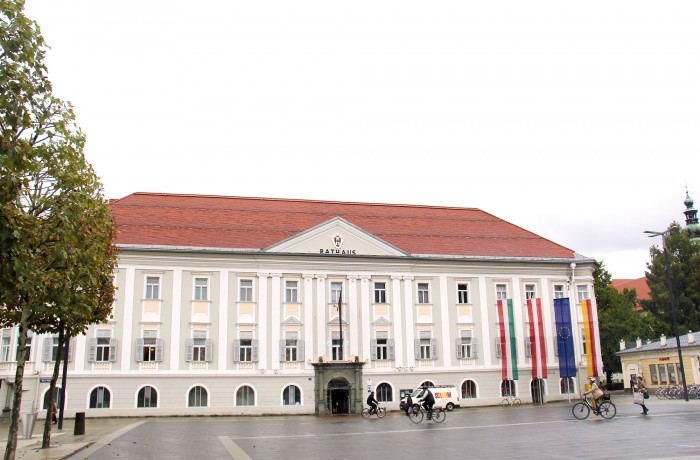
[684,190,700,239]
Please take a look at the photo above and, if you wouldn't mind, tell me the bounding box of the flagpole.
[338,290,343,361]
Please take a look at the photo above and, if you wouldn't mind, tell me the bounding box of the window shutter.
[136,338,144,362]
[370,339,378,360]
[473,340,479,359]
[456,338,463,359]
[430,338,439,360]
[251,340,259,362]
[205,339,213,362]
[42,338,52,362]
[68,338,74,362]
[553,336,559,356]
[109,339,118,362]
[185,339,194,362]
[155,338,164,362]
[388,339,395,361]
[280,340,286,362]
[297,340,305,362]
[88,338,97,362]
[495,337,502,358]
[414,339,421,359]
[232,341,240,362]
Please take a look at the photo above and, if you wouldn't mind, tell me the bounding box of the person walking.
[635,376,649,415]
[404,393,413,417]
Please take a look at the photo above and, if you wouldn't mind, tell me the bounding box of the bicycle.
[501,394,522,407]
[572,395,616,420]
[408,404,446,424]
[361,406,386,419]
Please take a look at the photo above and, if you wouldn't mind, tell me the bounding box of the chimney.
[646,339,652,345]
[660,334,667,346]
[619,340,626,351]
[636,337,642,348]
[689,330,695,344]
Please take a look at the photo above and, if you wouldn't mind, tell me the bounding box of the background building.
[0,193,601,417]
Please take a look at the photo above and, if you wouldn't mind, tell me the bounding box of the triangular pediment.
[264,217,407,257]
[282,316,302,326]
[328,317,349,327]
[372,317,392,326]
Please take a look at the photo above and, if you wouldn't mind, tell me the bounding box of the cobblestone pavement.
[76,398,700,460]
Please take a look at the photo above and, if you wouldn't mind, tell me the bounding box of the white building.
[0,192,601,417]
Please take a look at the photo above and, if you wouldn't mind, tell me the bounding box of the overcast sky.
[24,1,700,279]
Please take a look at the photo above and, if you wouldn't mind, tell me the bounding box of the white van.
[400,385,460,411]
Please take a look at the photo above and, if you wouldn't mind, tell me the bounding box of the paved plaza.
[3,397,700,459]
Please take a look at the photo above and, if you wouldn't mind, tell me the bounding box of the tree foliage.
[1,2,118,457]
[641,223,700,336]
[594,263,654,382]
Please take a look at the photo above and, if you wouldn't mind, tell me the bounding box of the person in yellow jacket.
[582,377,604,411]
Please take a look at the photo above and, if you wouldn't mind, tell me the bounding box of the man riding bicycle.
[420,388,435,418]
[367,391,379,415]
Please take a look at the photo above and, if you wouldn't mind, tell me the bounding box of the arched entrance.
[531,378,546,404]
[327,377,351,414]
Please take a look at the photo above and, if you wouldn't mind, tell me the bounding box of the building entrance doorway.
[531,378,546,404]
[327,377,350,414]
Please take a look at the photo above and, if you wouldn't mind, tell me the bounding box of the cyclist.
[582,377,604,412]
[420,388,435,419]
[367,391,379,415]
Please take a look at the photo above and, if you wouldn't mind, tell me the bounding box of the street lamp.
[644,229,689,401]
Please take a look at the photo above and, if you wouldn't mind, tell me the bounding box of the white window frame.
[1,329,12,362]
[194,277,209,301]
[457,283,470,304]
[374,282,387,303]
[525,284,536,300]
[417,283,430,304]
[285,280,299,303]
[496,284,508,301]
[330,282,343,304]
[553,284,565,299]
[145,276,161,300]
[239,279,253,302]
[577,285,590,302]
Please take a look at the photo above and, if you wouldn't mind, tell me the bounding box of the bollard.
[74,412,85,435]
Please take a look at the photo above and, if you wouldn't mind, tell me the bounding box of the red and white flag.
[527,298,548,379]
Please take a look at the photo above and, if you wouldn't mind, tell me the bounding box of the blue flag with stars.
[554,298,577,378]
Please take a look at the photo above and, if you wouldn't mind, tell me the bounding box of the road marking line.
[219,435,253,460]
[672,444,698,448]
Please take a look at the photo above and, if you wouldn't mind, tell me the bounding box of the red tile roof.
[109,192,576,259]
[611,278,650,301]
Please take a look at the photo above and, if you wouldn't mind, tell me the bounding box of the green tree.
[641,223,700,336]
[595,263,654,384]
[1,2,118,458]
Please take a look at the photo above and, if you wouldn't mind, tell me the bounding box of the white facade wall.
[0,250,598,418]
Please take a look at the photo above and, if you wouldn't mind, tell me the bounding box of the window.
[649,364,659,385]
[233,333,257,363]
[525,284,536,300]
[416,332,437,360]
[580,328,587,355]
[89,386,111,409]
[457,331,474,359]
[332,337,343,361]
[659,364,668,384]
[281,332,304,362]
[89,330,116,363]
[42,336,74,362]
[236,385,255,406]
[283,385,301,405]
[186,330,211,362]
[1,330,11,362]
[137,386,158,408]
[194,278,209,301]
[457,283,470,304]
[137,330,163,362]
[461,380,477,399]
[668,364,677,384]
[501,379,516,397]
[188,386,208,407]
[285,281,298,303]
[496,284,508,301]
[417,283,430,304]
[374,282,387,303]
[553,284,565,299]
[560,377,575,394]
[331,282,342,303]
[577,285,590,302]
[376,339,388,360]
[145,276,160,300]
[16,332,32,361]
[239,279,253,302]
[376,383,393,402]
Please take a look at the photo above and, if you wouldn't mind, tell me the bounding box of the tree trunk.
[4,313,30,460]
[41,329,64,448]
